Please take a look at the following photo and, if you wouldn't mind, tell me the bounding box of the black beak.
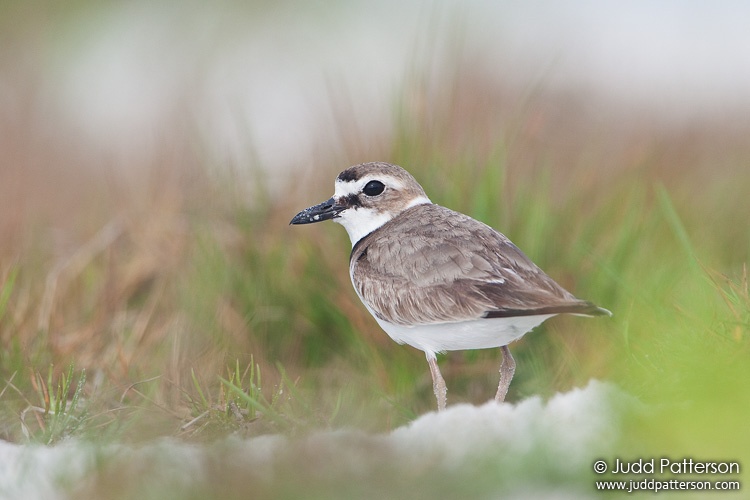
[290,197,344,225]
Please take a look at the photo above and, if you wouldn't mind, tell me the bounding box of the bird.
[290,161,611,411]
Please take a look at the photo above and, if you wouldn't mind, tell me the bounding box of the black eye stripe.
[363,180,385,196]
[342,194,361,207]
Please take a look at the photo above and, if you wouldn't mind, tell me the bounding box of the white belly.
[363,302,555,358]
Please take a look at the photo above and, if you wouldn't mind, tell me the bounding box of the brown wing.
[350,204,598,326]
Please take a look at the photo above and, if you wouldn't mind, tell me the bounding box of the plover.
[291,162,610,411]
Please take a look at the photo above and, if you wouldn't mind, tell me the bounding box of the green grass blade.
[0,267,17,323]
[220,377,286,427]
[656,183,701,270]
[190,368,210,410]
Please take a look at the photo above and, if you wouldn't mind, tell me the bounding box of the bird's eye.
[363,180,385,196]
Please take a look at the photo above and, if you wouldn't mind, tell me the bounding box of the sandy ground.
[0,380,620,499]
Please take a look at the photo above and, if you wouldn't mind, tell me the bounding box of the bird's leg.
[494,345,516,403]
[427,355,447,411]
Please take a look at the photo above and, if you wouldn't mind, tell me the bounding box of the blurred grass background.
[0,1,748,480]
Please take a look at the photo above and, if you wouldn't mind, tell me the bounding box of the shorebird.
[290,162,610,411]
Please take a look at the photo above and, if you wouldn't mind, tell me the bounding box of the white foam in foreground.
[0,380,621,499]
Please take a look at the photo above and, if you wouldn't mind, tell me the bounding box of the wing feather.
[350,204,594,326]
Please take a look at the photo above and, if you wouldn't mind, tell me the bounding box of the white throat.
[335,208,393,246]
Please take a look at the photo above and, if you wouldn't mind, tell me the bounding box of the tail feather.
[483,301,612,319]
